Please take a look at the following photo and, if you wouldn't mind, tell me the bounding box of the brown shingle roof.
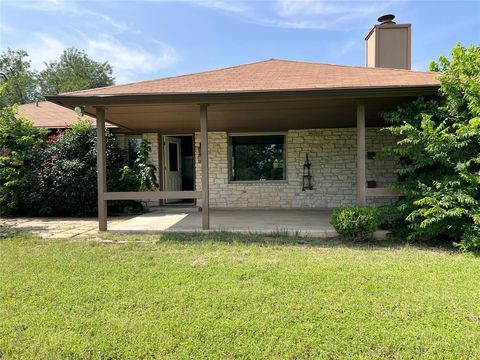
[17,101,116,128]
[61,59,440,97]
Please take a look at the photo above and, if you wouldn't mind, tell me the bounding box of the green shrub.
[0,104,47,216]
[456,225,480,252]
[29,120,155,216]
[331,207,379,241]
[377,204,407,231]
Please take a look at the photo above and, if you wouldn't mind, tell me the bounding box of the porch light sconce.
[74,106,85,117]
[302,153,313,191]
[367,180,377,188]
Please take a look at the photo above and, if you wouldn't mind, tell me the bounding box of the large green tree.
[0,49,39,107]
[38,48,114,95]
[384,43,480,250]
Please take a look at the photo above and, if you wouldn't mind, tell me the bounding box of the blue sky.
[1,0,479,84]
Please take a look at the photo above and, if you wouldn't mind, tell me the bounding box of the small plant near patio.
[377,204,408,231]
[330,206,379,241]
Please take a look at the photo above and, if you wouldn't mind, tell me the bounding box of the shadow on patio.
[109,209,337,237]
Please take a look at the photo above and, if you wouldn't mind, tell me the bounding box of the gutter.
[45,85,440,106]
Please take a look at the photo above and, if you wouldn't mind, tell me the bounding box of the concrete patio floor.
[1,209,337,238]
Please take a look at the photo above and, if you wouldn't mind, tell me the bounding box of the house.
[46,15,440,231]
[17,101,146,164]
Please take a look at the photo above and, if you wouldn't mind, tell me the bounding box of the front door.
[164,136,182,203]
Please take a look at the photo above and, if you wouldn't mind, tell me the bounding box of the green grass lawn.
[1,232,480,359]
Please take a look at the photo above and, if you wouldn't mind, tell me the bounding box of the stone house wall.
[194,128,398,209]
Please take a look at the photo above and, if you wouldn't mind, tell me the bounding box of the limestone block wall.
[141,133,161,182]
[195,128,399,209]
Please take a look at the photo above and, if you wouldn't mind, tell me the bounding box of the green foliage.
[0,104,46,215]
[0,115,160,216]
[27,119,138,216]
[457,224,480,252]
[0,49,39,106]
[0,47,114,107]
[331,206,379,241]
[133,140,159,191]
[377,204,408,232]
[383,44,480,248]
[38,48,114,96]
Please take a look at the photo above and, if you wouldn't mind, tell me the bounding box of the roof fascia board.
[46,86,439,107]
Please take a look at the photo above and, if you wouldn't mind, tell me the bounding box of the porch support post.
[356,101,366,206]
[200,104,209,230]
[96,107,107,231]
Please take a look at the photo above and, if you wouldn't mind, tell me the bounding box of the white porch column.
[200,104,209,230]
[96,107,108,230]
[356,101,366,206]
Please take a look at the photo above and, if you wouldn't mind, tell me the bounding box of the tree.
[0,102,47,215]
[0,49,39,107]
[383,44,480,250]
[38,48,114,96]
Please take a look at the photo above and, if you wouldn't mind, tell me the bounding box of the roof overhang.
[46,85,439,107]
[45,86,440,133]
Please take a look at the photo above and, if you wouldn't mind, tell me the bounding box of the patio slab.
[0,216,132,239]
[109,209,338,237]
[1,209,338,238]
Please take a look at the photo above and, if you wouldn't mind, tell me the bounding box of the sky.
[1,0,479,84]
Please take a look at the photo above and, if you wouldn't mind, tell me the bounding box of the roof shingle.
[17,101,116,128]
[61,59,440,97]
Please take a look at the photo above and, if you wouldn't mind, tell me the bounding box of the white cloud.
[183,0,393,30]
[0,22,15,35]
[5,1,179,83]
[18,30,178,84]
[187,0,249,13]
[331,39,362,58]
[6,0,130,32]
[84,34,178,83]
[21,33,66,70]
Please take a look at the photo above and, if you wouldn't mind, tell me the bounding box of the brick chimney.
[365,14,411,70]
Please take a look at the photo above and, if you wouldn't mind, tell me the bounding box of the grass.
[1,232,480,359]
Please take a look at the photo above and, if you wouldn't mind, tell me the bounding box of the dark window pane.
[169,142,178,171]
[128,138,142,167]
[230,135,285,181]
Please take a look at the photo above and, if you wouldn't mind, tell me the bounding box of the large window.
[229,134,286,181]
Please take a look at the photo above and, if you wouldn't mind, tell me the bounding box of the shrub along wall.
[0,113,150,217]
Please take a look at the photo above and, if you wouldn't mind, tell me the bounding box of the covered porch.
[48,94,420,232]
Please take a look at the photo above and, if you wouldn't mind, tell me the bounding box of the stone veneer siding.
[194,128,398,208]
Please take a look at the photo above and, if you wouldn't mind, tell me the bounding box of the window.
[229,134,286,181]
[127,137,142,167]
[168,142,178,171]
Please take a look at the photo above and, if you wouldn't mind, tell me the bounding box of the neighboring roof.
[60,59,440,97]
[17,101,116,129]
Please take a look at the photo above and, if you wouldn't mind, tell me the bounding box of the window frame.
[227,132,287,183]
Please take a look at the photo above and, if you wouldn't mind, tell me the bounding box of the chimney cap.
[377,14,396,24]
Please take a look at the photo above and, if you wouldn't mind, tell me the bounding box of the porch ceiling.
[75,96,419,133]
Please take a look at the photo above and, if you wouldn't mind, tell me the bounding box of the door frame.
[161,134,196,206]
